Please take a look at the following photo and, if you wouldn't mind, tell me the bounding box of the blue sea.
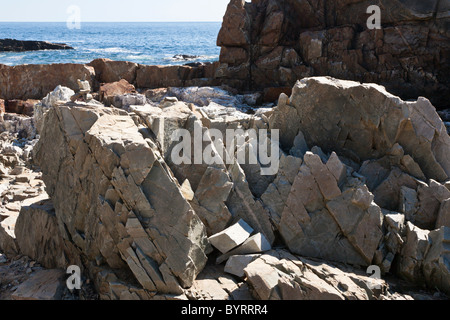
[0,22,221,66]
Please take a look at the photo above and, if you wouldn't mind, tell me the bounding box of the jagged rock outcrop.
[216,0,450,107]
[262,151,384,266]
[88,59,139,85]
[243,249,408,300]
[33,102,209,297]
[3,75,450,299]
[0,64,95,101]
[269,77,450,182]
[15,201,81,269]
[0,39,73,52]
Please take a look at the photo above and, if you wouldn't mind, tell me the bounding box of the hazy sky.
[0,0,230,22]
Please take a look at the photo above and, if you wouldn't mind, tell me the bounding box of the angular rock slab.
[217,233,272,264]
[243,250,389,300]
[269,77,450,183]
[264,150,384,266]
[11,269,66,300]
[209,219,254,254]
[34,103,209,297]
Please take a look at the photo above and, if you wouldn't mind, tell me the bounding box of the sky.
[0,0,231,22]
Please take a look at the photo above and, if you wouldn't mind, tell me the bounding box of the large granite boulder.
[269,77,450,183]
[33,102,209,296]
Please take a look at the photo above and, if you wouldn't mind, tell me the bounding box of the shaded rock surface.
[216,0,450,108]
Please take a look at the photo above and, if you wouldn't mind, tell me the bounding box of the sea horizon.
[0,22,222,66]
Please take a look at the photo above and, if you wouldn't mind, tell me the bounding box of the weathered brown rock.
[423,227,450,294]
[436,200,450,229]
[15,201,81,269]
[99,79,136,106]
[5,99,38,116]
[11,269,66,300]
[88,58,139,84]
[263,87,292,103]
[0,63,95,101]
[136,63,219,89]
[216,0,450,107]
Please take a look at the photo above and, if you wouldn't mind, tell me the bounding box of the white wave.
[125,54,154,61]
[86,47,141,54]
[164,54,219,62]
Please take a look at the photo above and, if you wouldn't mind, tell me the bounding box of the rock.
[191,167,233,236]
[167,86,240,107]
[397,222,431,283]
[0,223,18,257]
[436,199,450,228]
[423,227,450,294]
[172,54,200,61]
[269,77,450,183]
[373,169,420,211]
[208,219,254,254]
[264,149,384,266]
[99,79,136,106]
[15,201,80,269]
[243,250,388,300]
[0,39,73,52]
[0,99,4,121]
[145,88,169,103]
[5,99,37,116]
[34,102,209,296]
[399,186,419,220]
[412,180,450,230]
[135,65,195,89]
[11,269,66,300]
[216,0,450,108]
[217,233,271,264]
[34,86,75,134]
[88,58,138,84]
[226,162,276,245]
[263,87,292,103]
[225,254,260,278]
[180,179,195,201]
[0,63,95,101]
[112,93,146,110]
[185,265,248,300]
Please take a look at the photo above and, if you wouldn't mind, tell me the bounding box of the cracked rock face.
[4,75,450,299]
[216,0,450,108]
[33,103,209,295]
[269,77,450,182]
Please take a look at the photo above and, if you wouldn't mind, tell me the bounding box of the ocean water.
[0,22,222,66]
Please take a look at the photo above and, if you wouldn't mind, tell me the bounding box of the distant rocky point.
[0,39,74,52]
[172,54,200,61]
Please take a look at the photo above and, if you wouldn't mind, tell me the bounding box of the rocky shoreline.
[0,39,74,52]
[0,0,449,301]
